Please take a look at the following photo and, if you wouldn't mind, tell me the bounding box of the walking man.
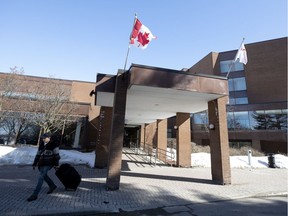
[27,133,60,202]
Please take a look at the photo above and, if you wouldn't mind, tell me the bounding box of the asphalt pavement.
[0,148,287,216]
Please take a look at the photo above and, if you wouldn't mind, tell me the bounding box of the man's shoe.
[47,185,57,194]
[27,195,37,202]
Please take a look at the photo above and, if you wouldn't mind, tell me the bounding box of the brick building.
[189,37,287,154]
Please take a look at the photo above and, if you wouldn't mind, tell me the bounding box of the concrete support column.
[176,113,191,167]
[73,121,82,148]
[208,96,231,185]
[95,107,113,168]
[106,73,128,190]
[157,119,167,162]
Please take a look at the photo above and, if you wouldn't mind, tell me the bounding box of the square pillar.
[95,107,113,168]
[106,73,128,190]
[145,122,157,146]
[176,112,191,167]
[157,119,167,162]
[208,96,231,185]
[140,124,145,149]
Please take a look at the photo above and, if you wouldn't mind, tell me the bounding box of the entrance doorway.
[124,125,140,148]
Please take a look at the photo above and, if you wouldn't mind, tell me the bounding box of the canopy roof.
[95,64,228,125]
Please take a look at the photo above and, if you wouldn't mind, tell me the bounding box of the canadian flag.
[130,18,156,49]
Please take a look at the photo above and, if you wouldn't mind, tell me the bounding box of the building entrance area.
[94,64,231,190]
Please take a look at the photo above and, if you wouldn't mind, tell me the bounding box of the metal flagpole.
[226,38,245,79]
[123,14,138,72]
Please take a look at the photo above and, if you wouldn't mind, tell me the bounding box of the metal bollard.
[248,149,252,166]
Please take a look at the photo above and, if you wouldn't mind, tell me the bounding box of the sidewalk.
[0,151,287,216]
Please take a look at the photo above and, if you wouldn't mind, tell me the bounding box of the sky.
[0,0,287,82]
[1,145,288,169]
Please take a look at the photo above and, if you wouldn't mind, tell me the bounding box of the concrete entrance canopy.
[93,64,231,190]
[95,64,228,125]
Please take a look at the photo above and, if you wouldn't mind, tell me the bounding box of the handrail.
[129,142,176,166]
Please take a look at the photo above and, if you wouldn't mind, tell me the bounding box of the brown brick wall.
[188,52,219,75]
[245,38,287,103]
[70,81,96,103]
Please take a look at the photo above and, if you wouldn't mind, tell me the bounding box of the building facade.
[1,37,286,156]
[188,37,287,154]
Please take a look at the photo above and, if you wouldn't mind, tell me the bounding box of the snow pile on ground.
[0,146,95,167]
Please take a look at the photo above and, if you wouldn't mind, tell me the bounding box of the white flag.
[234,42,248,65]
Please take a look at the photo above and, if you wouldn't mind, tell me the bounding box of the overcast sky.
[0,0,287,82]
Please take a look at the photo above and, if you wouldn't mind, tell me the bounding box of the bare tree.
[1,69,80,145]
[0,67,27,144]
[0,67,24,122]
[0,112,33,144]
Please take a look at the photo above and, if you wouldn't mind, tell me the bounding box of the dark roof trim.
[129,63,227,80]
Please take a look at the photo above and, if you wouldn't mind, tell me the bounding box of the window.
[229,141,252,149]
[227,112,235,129]
[195,109,286,132]
[228,77,248,104]
[229,97,248,105]
[193,112,208,124]
[228,79,234,91]
[220,60,244,73]
[234,111,250,129]
[235,97,248,104]
[265,110,285,130]
[192,111,208,131]
[281,109,287,130]
[229,77,247,91]
[250,111,265,130]
[227,111,250,130]
[249,110,287,130]
[229,98,236,105]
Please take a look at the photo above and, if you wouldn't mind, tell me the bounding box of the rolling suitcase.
[55,163,81,191]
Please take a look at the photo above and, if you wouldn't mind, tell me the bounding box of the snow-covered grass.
[0,145,95,168]
[0,145,287,169]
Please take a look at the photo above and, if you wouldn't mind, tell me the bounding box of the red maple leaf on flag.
[137,32,150,47]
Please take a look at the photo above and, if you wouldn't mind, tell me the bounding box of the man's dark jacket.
[33,141,60,167]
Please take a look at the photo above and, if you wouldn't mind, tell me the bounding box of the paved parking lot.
[0,150,287,216]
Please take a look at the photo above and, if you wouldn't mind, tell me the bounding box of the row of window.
[220,60,248,105]
[220,60,244,73]
[229,97,248,105]
[192,109,288,131]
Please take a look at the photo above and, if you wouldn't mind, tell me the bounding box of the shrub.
[168,139,266,156]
